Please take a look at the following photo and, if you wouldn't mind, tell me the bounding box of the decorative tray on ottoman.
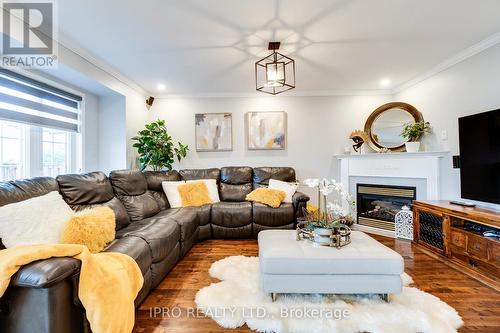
[296,220,352,249]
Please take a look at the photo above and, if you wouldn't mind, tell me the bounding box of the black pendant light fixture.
[255,42,295,95]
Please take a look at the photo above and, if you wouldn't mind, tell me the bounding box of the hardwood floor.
[133,235,500,333]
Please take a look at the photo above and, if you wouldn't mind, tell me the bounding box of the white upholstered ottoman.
[258,230,404,301]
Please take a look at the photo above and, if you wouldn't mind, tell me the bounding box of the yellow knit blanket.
[0,244,144,333]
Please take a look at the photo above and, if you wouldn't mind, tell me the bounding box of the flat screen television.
[458,109,500,204]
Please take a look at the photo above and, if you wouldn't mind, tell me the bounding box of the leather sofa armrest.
[292,191,310,205]
[9,257,81,288]
[292,191,310,219]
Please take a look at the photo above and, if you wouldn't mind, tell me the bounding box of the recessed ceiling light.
[157,83,166,91]
[379,79,391,87]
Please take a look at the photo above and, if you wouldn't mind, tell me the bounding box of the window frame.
[0,120,27,180]
[0,69,85,179]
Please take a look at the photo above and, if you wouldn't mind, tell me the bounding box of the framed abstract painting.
[246,111,287,150]
[195,113,232,151]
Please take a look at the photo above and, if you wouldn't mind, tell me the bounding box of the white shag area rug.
[195,256,463,333]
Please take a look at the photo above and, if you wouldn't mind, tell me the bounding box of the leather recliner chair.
[0,166,309,333]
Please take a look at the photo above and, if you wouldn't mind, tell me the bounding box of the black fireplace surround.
[357,183,416,232]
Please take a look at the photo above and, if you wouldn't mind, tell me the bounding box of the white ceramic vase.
[313,228,332,245]
[405,142,421,152]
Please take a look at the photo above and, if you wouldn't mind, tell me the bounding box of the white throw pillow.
[269,179,298,203]
[0,191,74,248]
[162,181,186,208]
[187,179,220,203]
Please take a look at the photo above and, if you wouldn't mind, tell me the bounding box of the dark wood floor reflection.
[133,235,500,333]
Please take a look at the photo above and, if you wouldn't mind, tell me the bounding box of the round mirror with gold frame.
[364,102,423,152]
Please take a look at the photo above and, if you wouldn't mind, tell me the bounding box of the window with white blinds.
[0,68,82,132]
[0,69,82,181]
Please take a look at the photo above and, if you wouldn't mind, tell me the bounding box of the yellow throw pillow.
[246,188,286,208]
[178,181,213,207]
[61,207,116,253]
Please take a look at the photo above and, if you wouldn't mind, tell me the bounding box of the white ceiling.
[57,0,500,96]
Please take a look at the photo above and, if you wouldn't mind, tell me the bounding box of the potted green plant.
[400,121,431,152]
[132,119,189,171]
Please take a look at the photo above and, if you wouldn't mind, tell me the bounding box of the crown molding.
[34,20,500,100]
[1,7,150,97]
[155,30,500,100]
[155,89,393,99]
[55,33,150,97]
[392,31,500,94]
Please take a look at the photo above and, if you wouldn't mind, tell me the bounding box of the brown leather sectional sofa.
[0,166,309,333]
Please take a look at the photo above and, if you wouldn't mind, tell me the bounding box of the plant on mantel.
[401,121,431,141]
[132,119,189,171]
[401,121,431,152]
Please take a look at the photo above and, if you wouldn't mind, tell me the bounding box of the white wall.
[394,43,500,209]
[82,93,99,171]
[98,95,127,174]
[125,93,150,169]
[53,43,149,170]
[149,95,390,199]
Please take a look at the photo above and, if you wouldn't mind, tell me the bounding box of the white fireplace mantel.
[336,151,449,236]
[336,151,449,200]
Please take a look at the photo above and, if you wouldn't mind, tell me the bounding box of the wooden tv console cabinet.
[413,200,499,290]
